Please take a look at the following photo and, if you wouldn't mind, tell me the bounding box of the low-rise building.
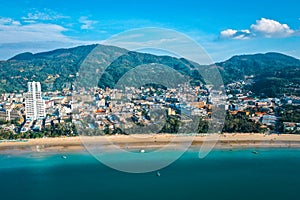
[283,122,300,134]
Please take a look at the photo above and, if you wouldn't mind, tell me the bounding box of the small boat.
[252,151,258,155]
[36,145,41,152]
[156,171,161,177]
[61,155,67,159]
[140,149,145,153]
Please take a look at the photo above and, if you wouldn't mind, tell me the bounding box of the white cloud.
[0,22,71,44]
[220,29,251,40]
[22,12,53,21]
[251,18,294,37]
[220,18,297,40]
[0,17,21,26]
[79,16,98,30]
[21,9,69,23]
[0,16,103,60]
[220,29,237,38]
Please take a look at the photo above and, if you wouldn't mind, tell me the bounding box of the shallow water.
[0,149,300,200]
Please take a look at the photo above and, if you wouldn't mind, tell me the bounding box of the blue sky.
[0,0,300,63]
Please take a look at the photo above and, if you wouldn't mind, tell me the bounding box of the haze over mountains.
[1,44,300,97]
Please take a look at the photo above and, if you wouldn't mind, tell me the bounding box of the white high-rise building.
[25,82,46,120]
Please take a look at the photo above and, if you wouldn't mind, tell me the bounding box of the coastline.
[1,133,300,154]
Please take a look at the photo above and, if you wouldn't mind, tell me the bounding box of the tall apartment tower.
[25,81,46,120]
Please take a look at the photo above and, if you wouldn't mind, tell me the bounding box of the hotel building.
[25,82,46,120]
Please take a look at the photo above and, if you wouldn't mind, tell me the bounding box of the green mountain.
[216,52,300,97]
[0,44,206,93]
[0,45,97,92]
[96,51,206,89]
[1,45,299,97]
[216,52,300,83]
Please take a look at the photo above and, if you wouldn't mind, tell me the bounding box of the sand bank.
[1,133,300,154]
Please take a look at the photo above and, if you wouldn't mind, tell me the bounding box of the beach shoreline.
[1,133,300,154]
[0,133,300,154]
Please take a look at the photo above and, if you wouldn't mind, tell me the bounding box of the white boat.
[156,171,161,177]
[252,151,258,155]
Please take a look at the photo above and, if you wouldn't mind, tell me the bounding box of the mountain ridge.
[1,44,300,97]
[8,47,299,63]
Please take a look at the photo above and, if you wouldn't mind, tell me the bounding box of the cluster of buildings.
[0,81,216,134]
[225,78,300,133]
[71,84,221,133]
[283,122,300,134]
[0,78,299,135]
[0,81,72,133]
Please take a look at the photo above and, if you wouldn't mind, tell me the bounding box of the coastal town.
[0,76,299,139]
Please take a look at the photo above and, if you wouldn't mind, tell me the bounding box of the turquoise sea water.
[1,149,300,200]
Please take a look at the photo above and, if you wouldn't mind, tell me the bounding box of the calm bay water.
[1,149,300,200]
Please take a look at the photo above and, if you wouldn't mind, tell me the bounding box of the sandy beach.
[1,133,300,154]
